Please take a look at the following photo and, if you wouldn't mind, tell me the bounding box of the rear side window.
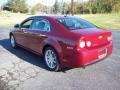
[57,17,96,30]
[31,19,50,31]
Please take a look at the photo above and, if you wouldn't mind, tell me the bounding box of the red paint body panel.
[10,15,113,68]
[63,41,113,68]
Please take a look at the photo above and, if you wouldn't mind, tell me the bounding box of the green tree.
[6,0,28,13]
[31,3,44,14]
[112,0,120,13]
[75,0,120,14]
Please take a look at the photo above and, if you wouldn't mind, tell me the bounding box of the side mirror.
[14,24,19,28]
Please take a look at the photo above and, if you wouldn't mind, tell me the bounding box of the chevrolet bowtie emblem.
[98,36,102,39]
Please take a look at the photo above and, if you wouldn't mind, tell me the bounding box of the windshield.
[57,17,96,30]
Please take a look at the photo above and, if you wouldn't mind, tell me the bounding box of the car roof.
[47,15,70,19]
[29,15,74,19]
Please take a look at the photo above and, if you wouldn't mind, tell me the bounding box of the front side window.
[57,17,96,30]
[31,19,50,31]
[21,19,33,29]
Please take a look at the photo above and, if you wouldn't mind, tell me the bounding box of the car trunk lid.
[72,28,112,48]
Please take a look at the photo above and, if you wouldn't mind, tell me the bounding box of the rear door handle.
[29,33,46,37]
[39,34,46,37]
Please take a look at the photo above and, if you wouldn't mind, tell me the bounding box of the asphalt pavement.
[0,27,120,90]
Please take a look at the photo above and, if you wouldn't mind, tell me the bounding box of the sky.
[0,0,7,6]
[0,0,89,7]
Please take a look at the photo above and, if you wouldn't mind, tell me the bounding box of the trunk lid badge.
[98,36,102,39]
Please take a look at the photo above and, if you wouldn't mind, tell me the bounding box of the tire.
[44,47,60,71]
[10,35,17,48]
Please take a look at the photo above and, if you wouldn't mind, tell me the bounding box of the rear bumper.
[64,41,113,68]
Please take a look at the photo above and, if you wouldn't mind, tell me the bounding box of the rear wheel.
[44,47,60,71]
[10,35,17,48]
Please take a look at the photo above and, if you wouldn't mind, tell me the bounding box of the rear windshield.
[57,17,96,30]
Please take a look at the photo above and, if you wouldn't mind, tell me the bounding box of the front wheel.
[44,47,60,71]
[10,35,17,48]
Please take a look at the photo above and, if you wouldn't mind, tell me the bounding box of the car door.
[13,19,33,47]
[23,18,51,54]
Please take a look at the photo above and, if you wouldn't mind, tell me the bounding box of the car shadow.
[0,38,72,72]
[0,38,47,70]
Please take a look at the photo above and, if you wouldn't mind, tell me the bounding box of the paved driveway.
[0,27,120,90]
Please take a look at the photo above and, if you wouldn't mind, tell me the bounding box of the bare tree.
[71,0,74,15]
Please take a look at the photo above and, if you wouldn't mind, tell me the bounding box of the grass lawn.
[0,11,29,27]
[78,14,120,30]
[0,11,120,30]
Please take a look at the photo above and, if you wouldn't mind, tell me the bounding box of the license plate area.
[98,48,107,59]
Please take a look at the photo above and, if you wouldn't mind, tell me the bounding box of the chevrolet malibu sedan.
[10,15,113,71]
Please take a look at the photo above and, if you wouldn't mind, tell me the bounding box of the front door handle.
[20,28,28,33]
[22,29,28,33]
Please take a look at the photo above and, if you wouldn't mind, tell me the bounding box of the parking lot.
[0,27,120,90]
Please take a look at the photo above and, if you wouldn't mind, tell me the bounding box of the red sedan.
[10,16,113,71]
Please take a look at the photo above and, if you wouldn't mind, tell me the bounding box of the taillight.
[107,35,112,41]
[77,38,92,51]
[86,41,91,47]
[79,41,85,48]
